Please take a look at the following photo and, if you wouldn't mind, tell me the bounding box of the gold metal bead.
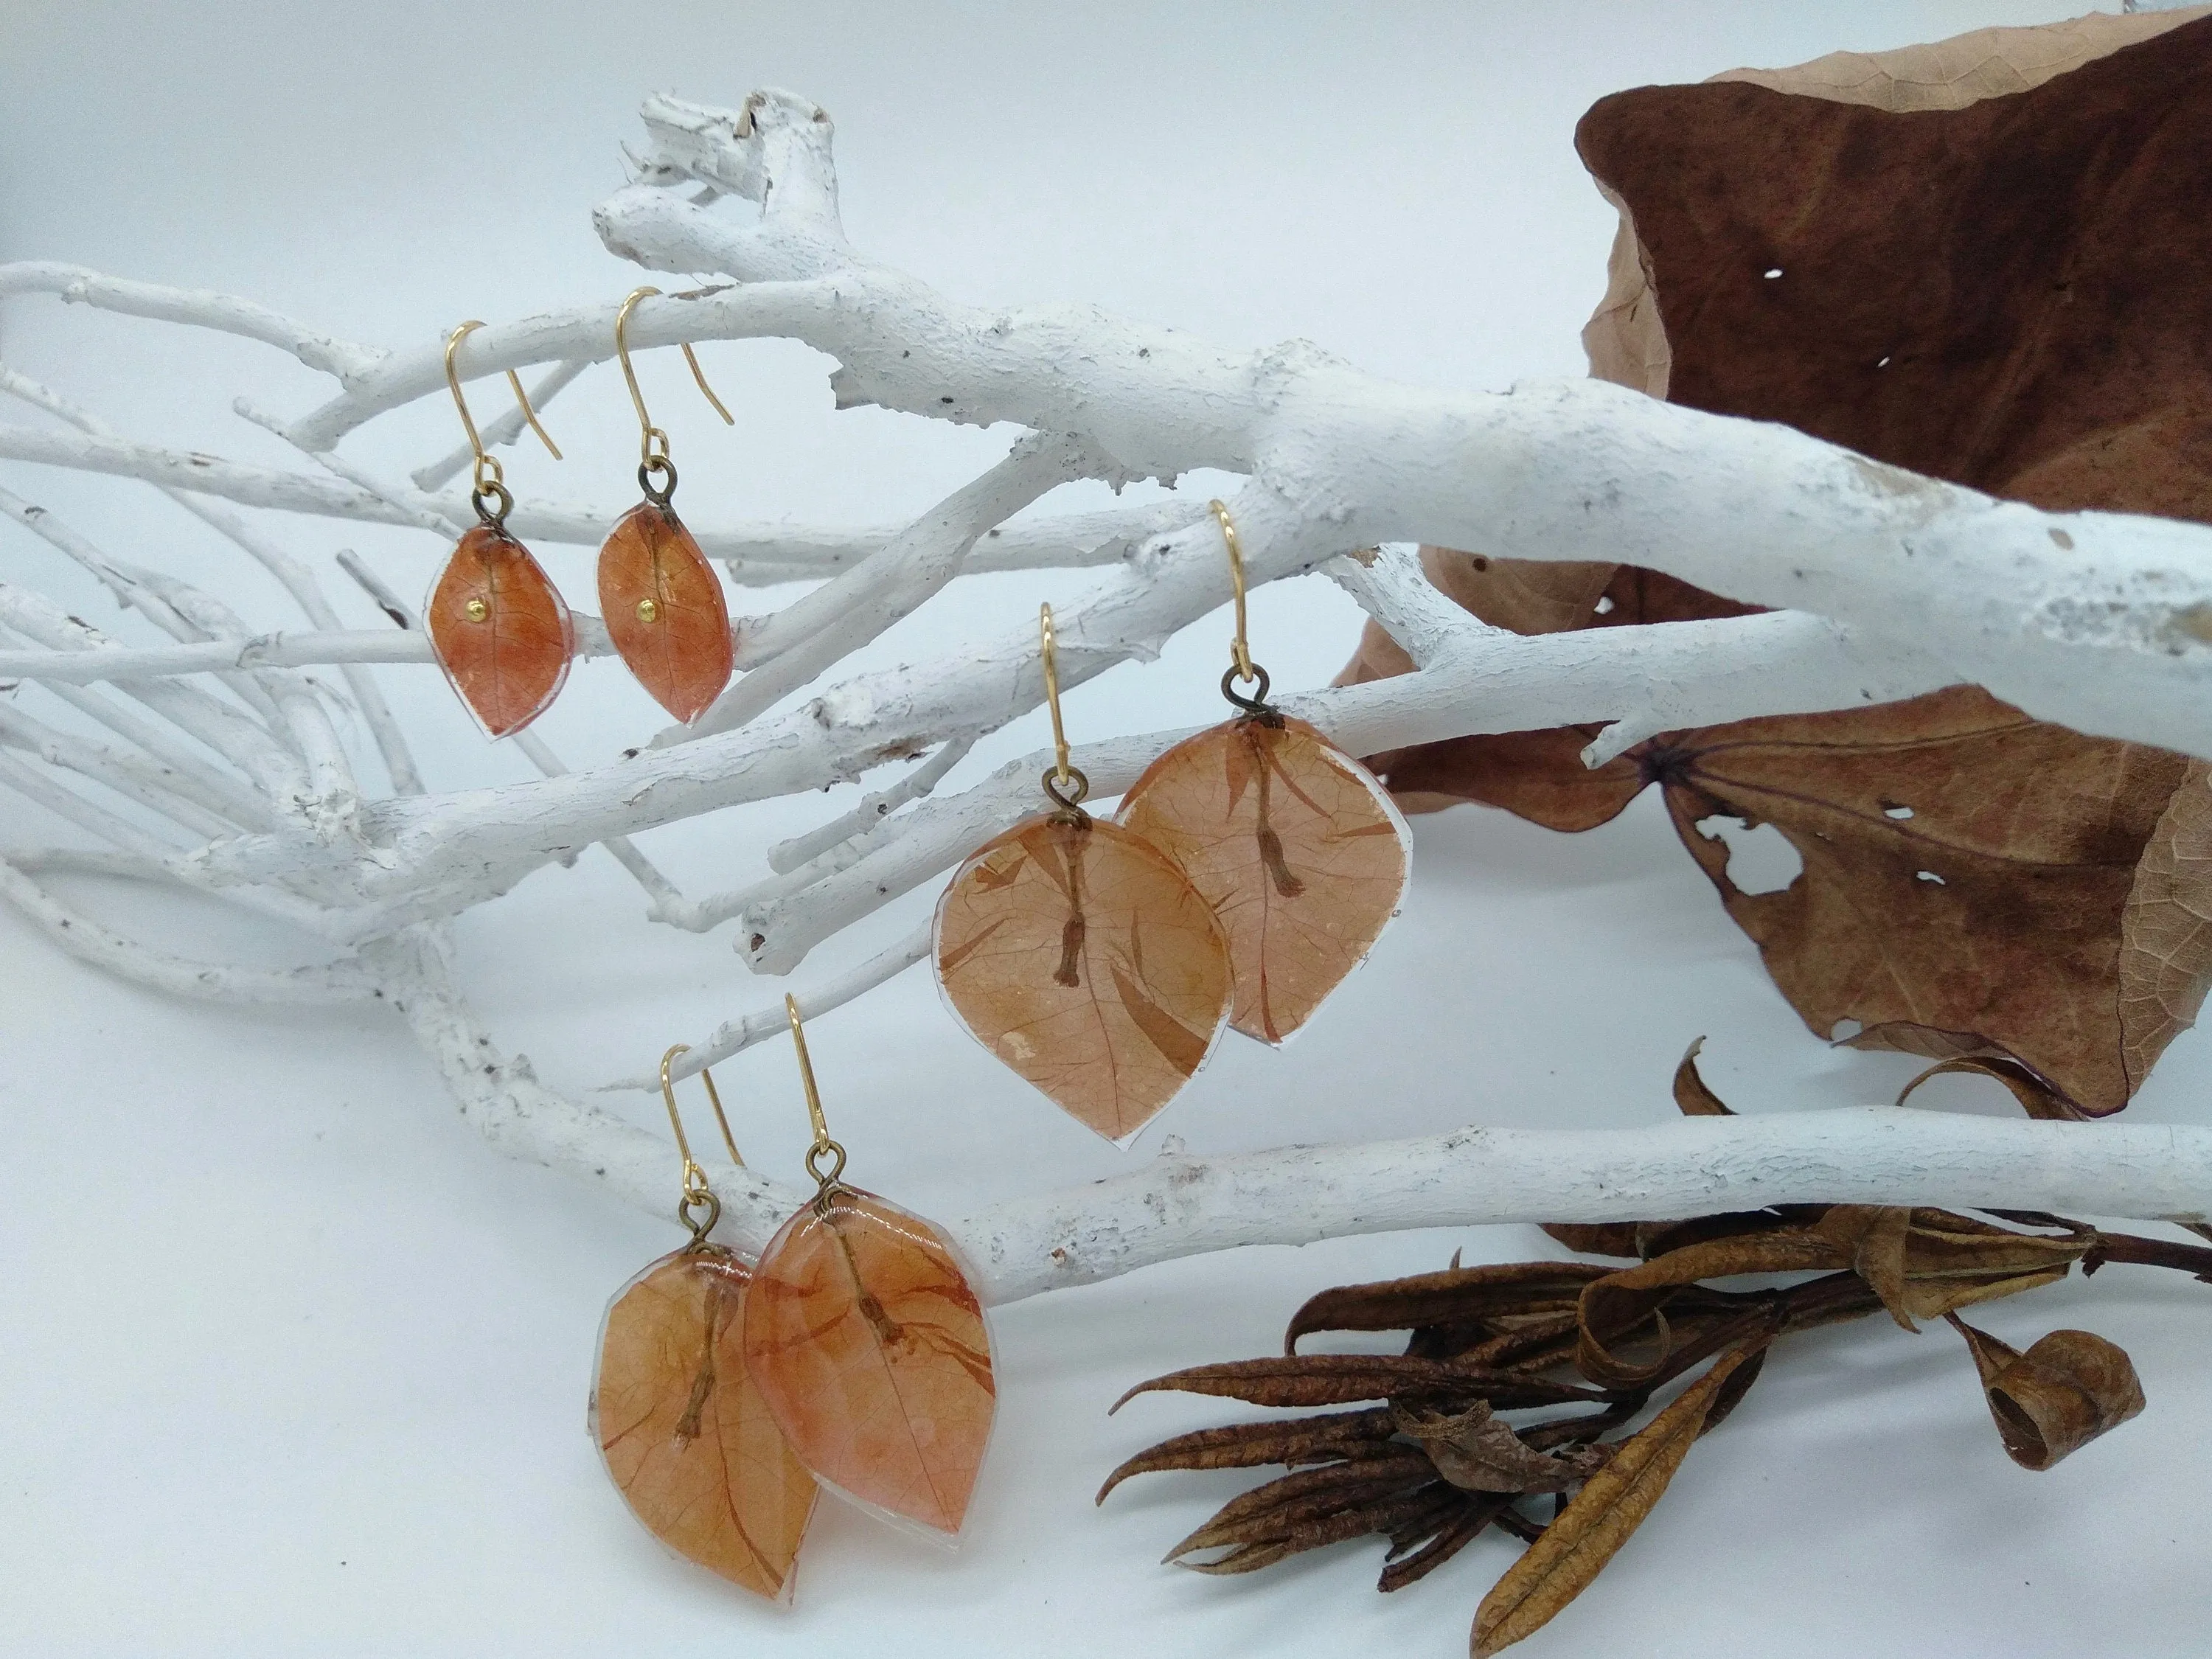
[464,597,490,622]
[636,597,661,624]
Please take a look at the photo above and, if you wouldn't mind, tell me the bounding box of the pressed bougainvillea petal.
[1118,717,1409,1044]
[935,814,1231,1142]
[591,1247,818,1601]
[425,524,573,737]
[597,501,734,725]
[742,1186,996,1538]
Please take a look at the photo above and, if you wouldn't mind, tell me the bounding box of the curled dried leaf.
[1393,1400,1612,1495]
[1672,1037,1734,1116]
[1896,1051,2080,1120]
[1947,1316,2146,1470]
[1576,1231,1844,1385]
[1472,1343,1764,1657]
[1287,1262,1614,1353]
[935,814,1231,1142]
[1095,1407,1398,1503]
[1113,1354,1606,1414]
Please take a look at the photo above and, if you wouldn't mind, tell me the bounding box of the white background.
[3,4,2207,1655]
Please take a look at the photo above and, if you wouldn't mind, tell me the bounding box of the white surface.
[3,4,2207,1656]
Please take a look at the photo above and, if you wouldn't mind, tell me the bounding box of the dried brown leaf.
[1672,1037,1734,1116]
[1340,17,2212,1113]
[1287,1262,1614,1353]
[1577,1232,1845,1385]
[1897,1054,2079,1121]
[1472,1343,1763,1657]
[1948,1317,2147,1470]
[1095,1407,1397,1503]
[1163,1453,1436,1562]
[1380,1491,1518,1592]
[1394,1401,1611,1495]
[1113,1354,1605,1414]
[1539,1223,1646,1260]
[2119,762,2212,1091]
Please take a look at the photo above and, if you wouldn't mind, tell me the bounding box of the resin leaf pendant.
[425,524,573,737]
[591,1245,819,1602]
[1119,715,1409,1044]
[597,501,734,725]
[743,1186,996,1538]
[935,815,1232,1142]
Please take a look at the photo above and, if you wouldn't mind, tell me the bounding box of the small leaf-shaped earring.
[590,1045,818,1601]
[1116,501,1411,1043]
[598,287,737,725]
[427,321,574,737]
[935,604,1233,1143]
[742,998,998,1540]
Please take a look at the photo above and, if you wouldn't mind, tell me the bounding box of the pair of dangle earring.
[424,292,737,737]
[591,1004,997,1603]
[935,501,1411,1143]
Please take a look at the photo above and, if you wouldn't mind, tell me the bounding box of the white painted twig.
[614,921,933,1090]
[0,857,379,1005]
[764,736,973,874]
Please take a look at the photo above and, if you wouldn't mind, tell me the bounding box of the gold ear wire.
[1210,499,1253,684]
[1037,602,1090,812]
[443,320,563,514]
[613,286,735,477]
[783,995,848,1200]
[659,1042,740,1242]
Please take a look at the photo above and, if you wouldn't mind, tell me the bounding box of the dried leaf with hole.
[1471,1343,1764,1657]
[1337,15,2212,1113]
[596,501,734,724]
[934,814,1231,1141]
[742,1186,995,1537]
[591,1247,818,1601]
[1947,1315,2146,1470]
[425,524,573,737]
[1118,715,1409,1043]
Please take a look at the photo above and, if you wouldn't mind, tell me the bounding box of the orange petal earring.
[427,321,574,737]
[1116,501,1411,1043]
[743,998,998,1540]
[598,287,737,725]
[935,604,1232,1144]
[590,1045,818,1602]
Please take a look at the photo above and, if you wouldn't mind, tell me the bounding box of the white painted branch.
[764,736,972,874]
[0,261,383,382]
[612,921,932,1090]
[0,700,241,841]
[0,624,630,684]
[0,857,379,1005]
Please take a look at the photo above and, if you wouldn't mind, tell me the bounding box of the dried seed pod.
[743,1186,996,1538]
[935,813,1231,1142]
[596,501,734,724]
[1119,717,1410,1043]
[591,1246,818,1602]
[425,524,573,737]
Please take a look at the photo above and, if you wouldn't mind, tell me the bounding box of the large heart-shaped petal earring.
[1116,500,1410,1043]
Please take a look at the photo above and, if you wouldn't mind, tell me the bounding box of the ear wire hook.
[1208,499,1275,715]
[660,1042,740,1242]
[443,320,562,524]
[1038,602,1090,813]
[782,996,849,1206]
[613,286,734,498]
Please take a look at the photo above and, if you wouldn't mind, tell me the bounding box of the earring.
[598,287,737,725]
[935,605,1232,1143]
[591,1046,818,1602]
[427,321,574,737]
[742,998,998,1540]
[1116,501,1410,1043]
